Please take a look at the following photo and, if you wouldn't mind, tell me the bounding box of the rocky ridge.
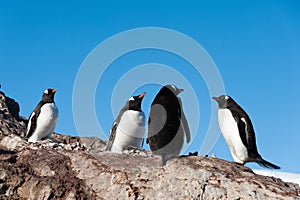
[0,90,299,199]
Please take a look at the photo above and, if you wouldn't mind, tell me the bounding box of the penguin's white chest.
[218,109,248,163]
[29,103,58,142]
[111,110,145,153]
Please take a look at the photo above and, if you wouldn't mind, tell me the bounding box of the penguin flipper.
[181,111,191,143]
[146,117,150,144]
[178,97,190,143]
[25,112,38,138]
[25,101,44,138]
[235,115,259,155]
[235,117,248,147]
[106,122,118,151]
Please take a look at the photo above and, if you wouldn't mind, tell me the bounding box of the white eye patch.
[129,97,134,101]
[225,96,229,100]
[171,85,177,91]
[44,89,49,94]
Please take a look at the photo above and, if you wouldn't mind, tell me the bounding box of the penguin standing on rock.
[213,95,280,169]
[147,84,190,165]
[106,92,146,153]
[24,88,59,142]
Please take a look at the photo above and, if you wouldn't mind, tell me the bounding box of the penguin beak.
[138,92,146,99]
[178,88,184,93]
[52,89,57,93]
[212,97,219,102]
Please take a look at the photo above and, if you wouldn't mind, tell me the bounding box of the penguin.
[147,84,191,165]
[213,95,280,169]
[24,88,59,142]
[106,92,146,153]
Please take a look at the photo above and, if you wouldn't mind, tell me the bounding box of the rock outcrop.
[0,90,299,199]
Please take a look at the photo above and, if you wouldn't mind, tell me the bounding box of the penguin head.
[213,95,234,108]
[164,84,184,96]
[127,92,146,111]
[42,88,57,103]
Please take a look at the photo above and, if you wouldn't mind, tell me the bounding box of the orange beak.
[52,89,57,93]
[138,92,146,99]
[212,97,219,102]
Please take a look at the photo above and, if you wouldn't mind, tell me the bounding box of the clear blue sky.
[1,1,299,173]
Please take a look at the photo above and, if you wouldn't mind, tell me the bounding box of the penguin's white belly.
[111,110,145,153]
[29,103,58,142]
[218,109,248,163]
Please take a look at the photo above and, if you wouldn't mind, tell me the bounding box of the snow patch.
[254,170,300,186]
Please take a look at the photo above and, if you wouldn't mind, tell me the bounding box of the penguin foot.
[180,151,198,158]
[233,162,245,167]
[47,137,63,143]
[161,154,179,166]
[39,137,63,144]
[124,145,142,152]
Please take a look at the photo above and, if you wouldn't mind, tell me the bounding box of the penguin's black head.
[127,92,146,111]
[212,95,235,108]
[42,88,57,103]
[164,84,184,96]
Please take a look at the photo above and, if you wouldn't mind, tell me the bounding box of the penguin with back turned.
[213,95,280,169]
[106,92,146,153]
[147,84,191,165]
[24,88,59,142]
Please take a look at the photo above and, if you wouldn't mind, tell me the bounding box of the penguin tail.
[256,158,280,169]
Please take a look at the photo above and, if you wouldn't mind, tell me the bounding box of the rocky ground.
[0,90,299,200]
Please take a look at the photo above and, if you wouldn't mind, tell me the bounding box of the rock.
[0,91,27,141]
[0,91,21,120]
[0,149,96,199]
[2,148,299,199]
[0,90,299,199]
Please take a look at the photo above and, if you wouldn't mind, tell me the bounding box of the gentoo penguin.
[147,84,191,165]
[24,88,59,142]
[106,92,146,153]
[213,95,280,169]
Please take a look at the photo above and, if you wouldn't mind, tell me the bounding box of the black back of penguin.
[147,85,190,156]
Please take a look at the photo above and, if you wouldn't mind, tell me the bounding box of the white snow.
[254,170,300,186]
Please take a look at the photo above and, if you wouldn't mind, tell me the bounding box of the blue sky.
[1,1,299,173]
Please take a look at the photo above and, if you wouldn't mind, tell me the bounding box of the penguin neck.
[129,107,141,112]
[128,103,142,112]
[42,100,55,104]
[42,94,55,103]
